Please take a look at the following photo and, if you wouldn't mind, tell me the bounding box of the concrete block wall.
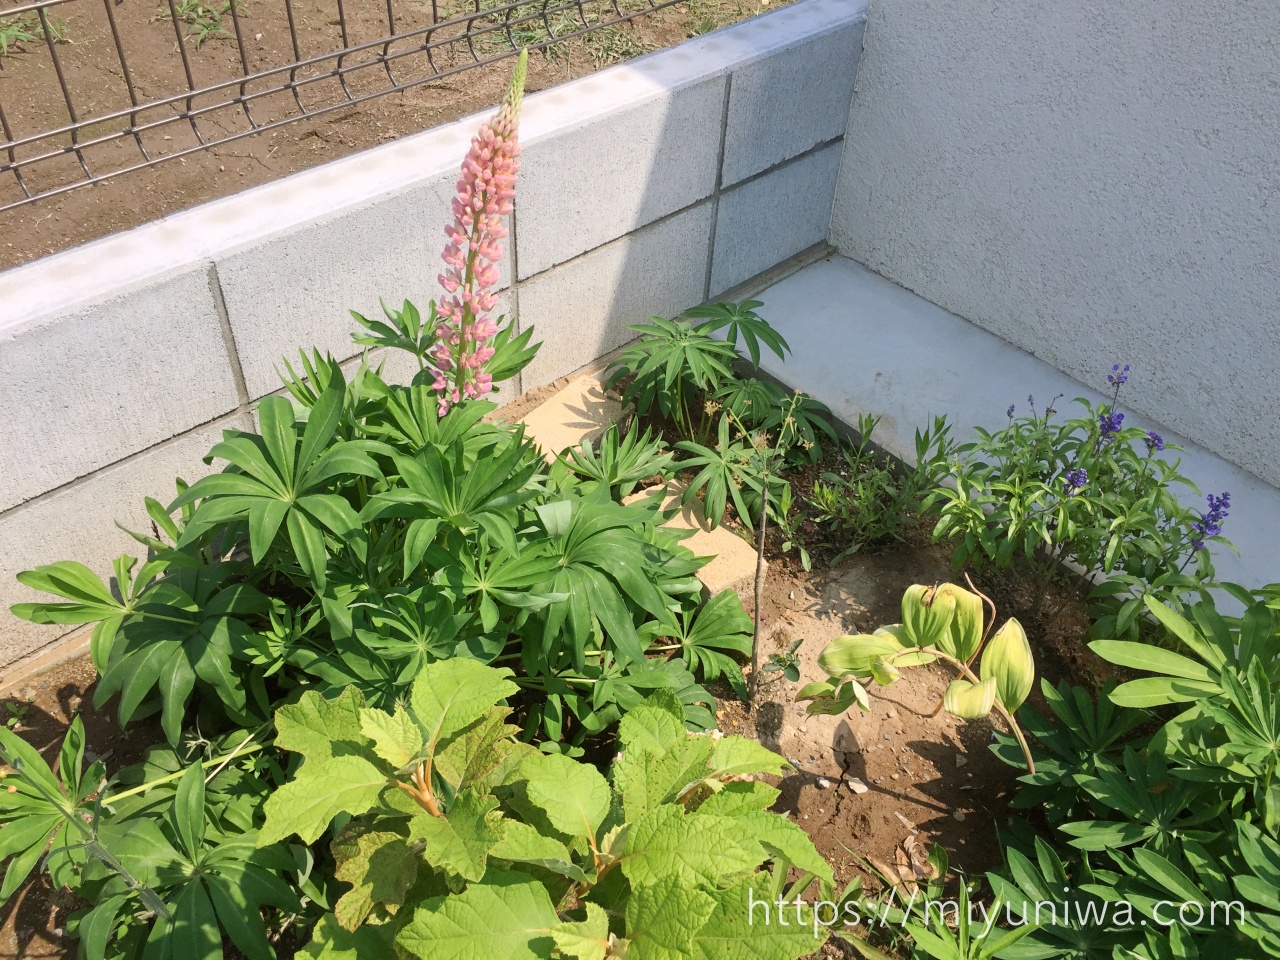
[0,0,867,672]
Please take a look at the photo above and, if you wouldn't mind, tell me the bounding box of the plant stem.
[108,740,265,803]
[888,646,1036,775]
[749,470,769,703]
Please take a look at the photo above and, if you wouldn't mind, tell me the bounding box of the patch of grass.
[583,24,647,66]
[0,12,70,59]
[159,0,246,48]
[683,0,767,37]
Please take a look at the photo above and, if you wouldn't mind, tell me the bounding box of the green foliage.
[0,721,302,959]
[976,588,1280,959]
[809,414,949,561]
[12,309,747,751]
[925,388,1229,629]
[561,420,675,498]
[680,299,789,368]
[605,315,738,438]
[162,0,245,47]
[802,583,1038,771]
[267,664,826,959]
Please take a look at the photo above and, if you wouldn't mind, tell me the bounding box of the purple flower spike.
[1064,467,1088,496]
[1107,363,1131,388]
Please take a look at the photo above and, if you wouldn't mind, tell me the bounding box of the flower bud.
[979,618,1035,711]
[934,583,984,663]
[943,678,997,719]
[901,584,956,649]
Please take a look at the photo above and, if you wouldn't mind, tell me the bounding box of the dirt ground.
[0,0,771,269]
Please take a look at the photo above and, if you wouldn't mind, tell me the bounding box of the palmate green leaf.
[490,820,591,883]
[615,735,716,821]
[622,805,757,888]
[410,658,519,752]
[261,689,387,845]
[617,691,686,754]
[433,708,535,794]
[275,687,367,761]
[521,752,611,840]
[409,789,502,883]
[359,707,424,770]
[731,810,833,884]
[300,914,397,959]
[707,735,790,779]
[691,878,823,960]
[332,828,418,930]
[694,781,781,817]
[259,754,388,845]
[551,903,611,960]
[625,875,717,960]
[395,872,559,960]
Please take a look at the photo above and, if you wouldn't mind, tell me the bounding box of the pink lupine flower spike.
[432,49,528,415]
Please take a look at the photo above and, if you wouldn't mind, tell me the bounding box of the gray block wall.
[0,0,867,672]
[830,0,1280,489]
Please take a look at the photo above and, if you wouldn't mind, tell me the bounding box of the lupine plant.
[970,587,1280,959]
[0,54,817,958]
[925,366,1233,633]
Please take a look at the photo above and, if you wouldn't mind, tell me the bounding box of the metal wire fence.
[0,0,682,212]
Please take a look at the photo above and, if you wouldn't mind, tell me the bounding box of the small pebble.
[953,811,966,822]
[817,777,831,789]
[882,733,891,741]
[846,777,869,794]
[955,753,968,768]
[886,709,897,719]
[890,773,899,781]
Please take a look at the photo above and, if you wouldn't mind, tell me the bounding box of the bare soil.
[0,0,772,269]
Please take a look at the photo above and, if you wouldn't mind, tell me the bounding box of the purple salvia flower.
[1064,467,1088,496]
[1107,363,1131,387]
[1144,431,1164,453]
[1191,491,1230,550]
[1098,410,1124,441]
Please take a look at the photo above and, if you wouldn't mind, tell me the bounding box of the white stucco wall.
[830,0,1280,488]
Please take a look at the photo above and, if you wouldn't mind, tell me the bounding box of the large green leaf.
[259,754,387,845]
[521,753,610,840]
[409,659,519,752]
[395,873,559,960]
[410,789,502,883]
[625,875,717,960]
[622,805,756,888]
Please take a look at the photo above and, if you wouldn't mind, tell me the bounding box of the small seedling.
[763,637,804,683]
[161,0,244,48]
[3,702,28,731]
[0,14,40,58]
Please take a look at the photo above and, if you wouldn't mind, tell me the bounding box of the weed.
[2,702,26,731]
[160,0,244,48]
[809,413,948,562]
[0,12,70,59]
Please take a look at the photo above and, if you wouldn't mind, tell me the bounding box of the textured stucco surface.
[831,0,1280,487]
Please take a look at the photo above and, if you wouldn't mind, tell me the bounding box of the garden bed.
[0,515,1101,959]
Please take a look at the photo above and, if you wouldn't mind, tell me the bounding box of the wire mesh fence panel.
[0,0,680,212]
